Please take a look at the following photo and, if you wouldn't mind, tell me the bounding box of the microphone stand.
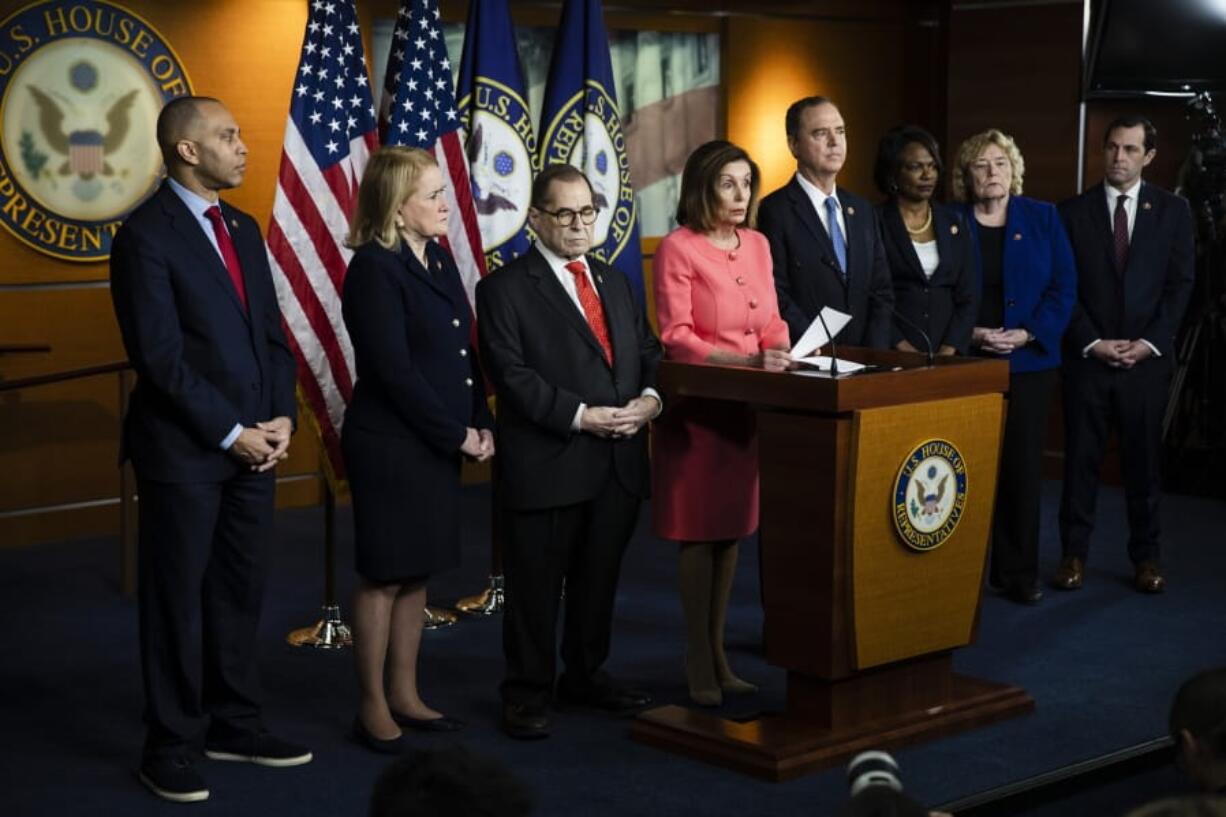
[814,307,841,377]
[866,289,936,367]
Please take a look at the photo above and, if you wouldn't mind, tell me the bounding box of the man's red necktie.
[204,205,248,310]
[565,260,613,365]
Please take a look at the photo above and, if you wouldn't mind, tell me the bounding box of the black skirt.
[342,424,463,583]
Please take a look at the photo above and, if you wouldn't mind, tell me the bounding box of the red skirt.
[651,397,759,541]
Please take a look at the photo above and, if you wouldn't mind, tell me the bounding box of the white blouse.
[912,240,939,279]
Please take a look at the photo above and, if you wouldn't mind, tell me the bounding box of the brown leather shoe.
[1134,561,1166,594]
[1052,557,1084,590]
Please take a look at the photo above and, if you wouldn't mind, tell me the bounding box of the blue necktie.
[825,196,847,281]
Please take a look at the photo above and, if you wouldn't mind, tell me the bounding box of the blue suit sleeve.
[1019,203,1077,355]
[109,226,244,449]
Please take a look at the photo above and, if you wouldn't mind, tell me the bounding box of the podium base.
[631,673,1033,782]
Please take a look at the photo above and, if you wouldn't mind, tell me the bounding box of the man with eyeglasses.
[476,164,663,740]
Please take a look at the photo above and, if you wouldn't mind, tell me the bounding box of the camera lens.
[846,750,902,798]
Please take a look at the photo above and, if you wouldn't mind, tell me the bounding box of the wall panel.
[725,16,907,198]
[946,1,1082,204]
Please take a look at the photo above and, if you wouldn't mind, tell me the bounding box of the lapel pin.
[1142,201,1152,210]
[230,219,238,228]
[596,274,603,284]
[1013,233,1022,241]
[950,224,959,235]
[846,206,855,216]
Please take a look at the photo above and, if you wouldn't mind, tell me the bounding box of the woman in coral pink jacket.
[651,140,791,707]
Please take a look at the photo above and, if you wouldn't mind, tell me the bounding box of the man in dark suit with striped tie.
[110,96,310,803]
[758,95,895,348]
[476,165,662,740]
[1055,116,1195,594]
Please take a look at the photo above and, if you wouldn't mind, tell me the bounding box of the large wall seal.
[0,0,191,262]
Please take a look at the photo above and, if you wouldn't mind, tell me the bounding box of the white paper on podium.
[792,355,867,374]
[790,307,852,359]
[789,307,865,373]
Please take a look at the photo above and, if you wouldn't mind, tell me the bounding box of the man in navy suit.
[758,96,895,348]
[1055,116,1194,594]
[477,165,662,740]
[110,96,310,803]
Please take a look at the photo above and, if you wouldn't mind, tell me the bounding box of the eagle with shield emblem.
[27,86,138,181]
[912,467,949,520]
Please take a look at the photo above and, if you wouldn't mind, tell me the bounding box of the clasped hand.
[973,326,1029,355]
[581,395,661,440]
[460,427,495,462]
[1090,339,1152,369]
[230,416,293,472]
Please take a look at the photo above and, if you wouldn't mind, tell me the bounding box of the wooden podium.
[630,348,1034,780]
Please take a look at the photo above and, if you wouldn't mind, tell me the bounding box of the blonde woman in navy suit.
[342,147,494,752]
[874,125,977,356]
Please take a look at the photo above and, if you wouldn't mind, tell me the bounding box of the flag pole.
[287,443,353,648]
[456,468,505,615]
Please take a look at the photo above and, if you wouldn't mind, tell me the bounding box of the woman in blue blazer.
[952,129,1077,605]
[342,147,493,750]
[874,125,978,355]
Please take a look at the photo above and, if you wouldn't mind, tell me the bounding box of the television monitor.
[1086,0,1226,97]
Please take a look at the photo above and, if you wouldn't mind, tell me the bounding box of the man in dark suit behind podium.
[758,96,895,348]
[110,96,310,803]
[476,165,662,740]
[1055,116,1194,595]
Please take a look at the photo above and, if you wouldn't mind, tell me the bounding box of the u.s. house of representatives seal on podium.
[893,438,968,552]
[0,0,191,262]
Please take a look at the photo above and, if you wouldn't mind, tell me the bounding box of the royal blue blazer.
[955,195,1077,374]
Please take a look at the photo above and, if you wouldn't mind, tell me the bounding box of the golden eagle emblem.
[28,86,138,180]
[912,473,949,519]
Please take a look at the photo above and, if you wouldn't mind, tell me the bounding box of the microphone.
[867,290,936,367]
[815,257,845,376]
[814,306,841,376]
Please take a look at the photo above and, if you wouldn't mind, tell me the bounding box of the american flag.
[379,0,487,307]
[266,0,378,479]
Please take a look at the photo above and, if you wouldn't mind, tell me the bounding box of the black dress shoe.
[1004,579,1043,605]
[390,711,465,732]
[204,731,313,767]
[1134,561,1167,594]
[138,756,209,803]
[1052,556,1084,590]
[557,684,653,714]
[502,703,550,740]
[351,717,404,754]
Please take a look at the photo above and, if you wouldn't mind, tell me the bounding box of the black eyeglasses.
[536,206,599,227]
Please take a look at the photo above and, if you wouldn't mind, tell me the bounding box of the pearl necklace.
[904,206,933,237]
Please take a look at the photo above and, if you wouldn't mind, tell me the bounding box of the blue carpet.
[2,481,1224,816]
